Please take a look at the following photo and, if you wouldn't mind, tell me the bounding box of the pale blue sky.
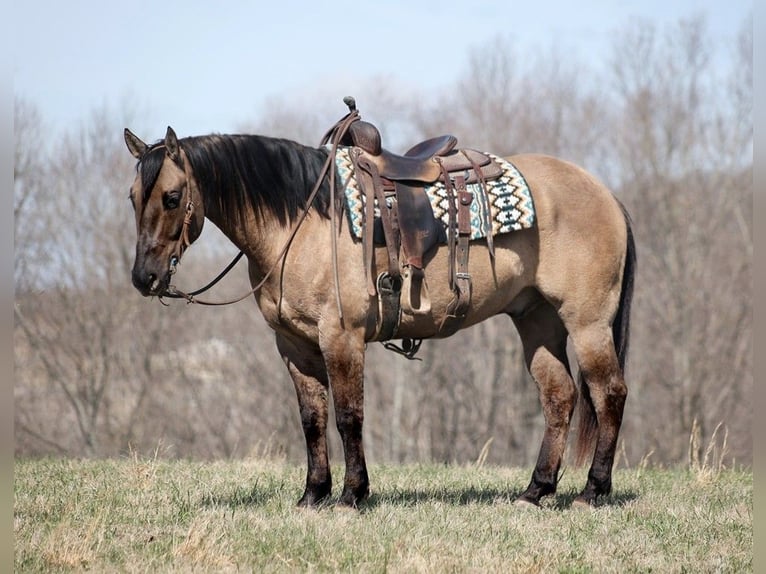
[13,0,751,139]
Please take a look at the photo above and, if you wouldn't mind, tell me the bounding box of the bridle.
[156,110,360,310]
[169,189,195,274]
[163,193,248,304]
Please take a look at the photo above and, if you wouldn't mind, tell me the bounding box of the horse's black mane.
[137,134,333,226]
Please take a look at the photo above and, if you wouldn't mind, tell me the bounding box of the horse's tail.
[574,201,636,466]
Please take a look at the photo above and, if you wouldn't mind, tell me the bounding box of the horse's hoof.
[296,492,331,510]
[337,494,366,510]
[337,485,369,510]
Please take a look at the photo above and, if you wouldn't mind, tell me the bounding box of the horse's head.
[124,127,205,297]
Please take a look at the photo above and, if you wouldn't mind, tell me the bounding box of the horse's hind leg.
[568,323,627,506]
[511,299,576,506]
[276,334,332,507]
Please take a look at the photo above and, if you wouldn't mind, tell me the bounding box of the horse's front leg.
[276,333,332,507]
[321,329,369,508]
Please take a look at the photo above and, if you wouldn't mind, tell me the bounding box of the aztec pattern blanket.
[331,146,536,241]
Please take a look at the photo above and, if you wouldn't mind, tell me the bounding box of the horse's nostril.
[132,267,160,294]
[147,273,160,292]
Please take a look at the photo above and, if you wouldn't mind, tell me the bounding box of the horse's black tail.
[575,202,636,466]
[613,203,636,372]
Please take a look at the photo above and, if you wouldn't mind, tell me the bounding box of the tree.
[14,102,158,455]
[605,15,752,463]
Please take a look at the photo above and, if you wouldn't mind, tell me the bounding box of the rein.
[160,111,360,309]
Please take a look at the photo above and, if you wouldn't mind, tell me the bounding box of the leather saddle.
[342,117,503,185]
[327,97,503,338]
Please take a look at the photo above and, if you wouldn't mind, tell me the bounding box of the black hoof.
[297,486,332,508]
[516,479,556,507]
[338,486,369,509]
[575,477,611,508]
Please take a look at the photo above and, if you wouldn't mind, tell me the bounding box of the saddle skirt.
[331,146,536,242]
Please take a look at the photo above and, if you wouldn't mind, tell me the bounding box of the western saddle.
[322,97,504,345]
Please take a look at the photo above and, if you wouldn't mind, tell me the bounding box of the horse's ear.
[165,126,180,163]
[124,128,148,159]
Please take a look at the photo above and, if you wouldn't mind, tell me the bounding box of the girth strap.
[373,271,402,342]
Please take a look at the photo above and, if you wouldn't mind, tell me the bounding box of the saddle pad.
[331,146,536,241]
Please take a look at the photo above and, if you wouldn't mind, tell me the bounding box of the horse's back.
[509,153,626,236]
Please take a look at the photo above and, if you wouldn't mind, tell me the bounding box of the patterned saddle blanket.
[332,146,536,241]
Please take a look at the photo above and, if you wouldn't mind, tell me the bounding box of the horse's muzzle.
[132,266,169,297]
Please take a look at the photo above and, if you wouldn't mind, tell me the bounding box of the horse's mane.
[137,134,333,226]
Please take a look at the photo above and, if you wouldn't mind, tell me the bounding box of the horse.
[123,114,635,509]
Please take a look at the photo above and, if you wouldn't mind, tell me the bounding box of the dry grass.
[14,456,751,572]
[688,418,730,484]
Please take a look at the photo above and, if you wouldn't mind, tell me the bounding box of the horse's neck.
[204,203,293,272]
[198,138,324,277]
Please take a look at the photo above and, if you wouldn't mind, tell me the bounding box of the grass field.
[14,456,751,572]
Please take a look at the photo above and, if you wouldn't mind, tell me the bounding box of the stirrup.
[401,267,431,315]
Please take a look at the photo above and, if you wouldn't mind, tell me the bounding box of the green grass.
[14,457,751,572]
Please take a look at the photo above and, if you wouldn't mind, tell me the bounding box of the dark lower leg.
[518,378,576,504]
[575,386,626,504]
[513,311,575,505]
[277,335,332,507]
[325,339,369,507]
[335,405,369,506]
[572,340,627,505]
[297,403,332,507]
[518,460,560,504]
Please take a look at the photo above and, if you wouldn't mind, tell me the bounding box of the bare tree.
[14,100,49,290]
[14,102,159,455]
[606,15,752,464]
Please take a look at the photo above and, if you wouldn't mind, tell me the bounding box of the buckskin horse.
[124,99,635,509]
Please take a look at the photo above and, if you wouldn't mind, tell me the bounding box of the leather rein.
[159,111,359,309]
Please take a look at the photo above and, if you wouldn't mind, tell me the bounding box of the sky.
[13,0,751,141]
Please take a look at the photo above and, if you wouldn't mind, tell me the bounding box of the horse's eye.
[163,191,181,210]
